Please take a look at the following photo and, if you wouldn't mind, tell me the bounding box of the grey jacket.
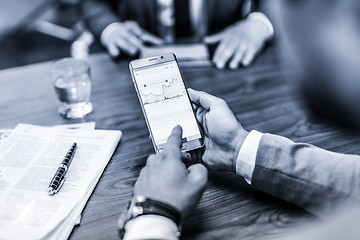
[252,133,360,217]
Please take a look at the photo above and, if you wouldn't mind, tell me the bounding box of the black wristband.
[136,198,182,226]
[118,196,182,239]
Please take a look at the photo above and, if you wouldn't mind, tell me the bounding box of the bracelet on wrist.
[118,195,182,239]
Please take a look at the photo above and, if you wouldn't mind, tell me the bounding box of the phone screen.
[132,60,202,150]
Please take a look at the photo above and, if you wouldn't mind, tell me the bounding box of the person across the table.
[81,0,274,69]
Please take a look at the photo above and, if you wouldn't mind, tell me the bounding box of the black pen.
[48,142,77,195]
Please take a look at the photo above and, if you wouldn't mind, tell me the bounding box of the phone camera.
[161,56,164,59]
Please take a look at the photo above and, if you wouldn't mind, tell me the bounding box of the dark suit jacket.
[82,0,250,39]
[252,133,360,217]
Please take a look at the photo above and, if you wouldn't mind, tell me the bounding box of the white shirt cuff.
[247,12,274,40]
[235,130,264,184]
[100,22,122,48]
[123,215,179,240]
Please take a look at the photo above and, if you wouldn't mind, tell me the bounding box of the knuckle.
[169,145,181,156]
[202,155,217,170]
[138,167,147,178]
[237,44,247,52]
[223,47,234,57]
[190,167,208,188]
[161,148,170,157]
[146,154,158,165]
[134,174,144,191]
[207,161,216,169]
[126,20,136,26]
[134,178,140,189]
[217,98,227,106]
[163,147,178,159]
[197,165,208,178]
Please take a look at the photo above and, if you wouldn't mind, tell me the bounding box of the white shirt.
[122,130,264,240]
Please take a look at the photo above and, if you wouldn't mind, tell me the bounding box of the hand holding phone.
[129,53,203,153]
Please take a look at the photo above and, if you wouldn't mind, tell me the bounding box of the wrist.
[118,195,182,238]
[100,21,122,48]
[123,215,180,240]
[232,128,249,172]
[247,12,274,41]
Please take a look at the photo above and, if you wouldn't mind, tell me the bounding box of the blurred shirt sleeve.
[81,0,121,39]
[123,215,179,240]
[235,130,264,184]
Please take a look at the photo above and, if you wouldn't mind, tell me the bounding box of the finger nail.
[217,62,225,69]
[173,125,182,132]
[109,50,118,57]
[229,62,237,69]
[242,57,252,66]
[130,49,137,55]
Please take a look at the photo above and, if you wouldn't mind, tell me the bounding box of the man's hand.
[103,21,164,57]
[188,89,248,172]
[134,126,208,217]
[204,17,272,69]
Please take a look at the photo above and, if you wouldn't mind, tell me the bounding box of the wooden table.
[1,45,360,239]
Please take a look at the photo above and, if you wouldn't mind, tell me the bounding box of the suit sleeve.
[81,0,121,39]
[251,133,360,217]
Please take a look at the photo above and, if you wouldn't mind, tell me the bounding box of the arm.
[203,0,274,69]
[188,88,360,218]
[120,126,208,239]
[123,215,179,240]
[81,0,163,57]
[81,0,121,38]
[252,133,360,217]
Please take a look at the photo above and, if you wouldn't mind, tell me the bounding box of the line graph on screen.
[140,77,186,105]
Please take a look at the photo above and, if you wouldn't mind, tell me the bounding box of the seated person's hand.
[204,15,273,69]
[102,20,164,58]
[188,89,248,172]
[133,125,208,217]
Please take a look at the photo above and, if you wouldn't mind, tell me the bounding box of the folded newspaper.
[0,123,122,240]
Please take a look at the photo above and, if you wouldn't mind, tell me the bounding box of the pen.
[48,142,77,195]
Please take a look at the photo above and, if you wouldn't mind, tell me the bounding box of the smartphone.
[129,53,203,153]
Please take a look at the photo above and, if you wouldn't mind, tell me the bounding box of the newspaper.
[0,123,121,239]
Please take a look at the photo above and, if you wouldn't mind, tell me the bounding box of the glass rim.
[51,57,90,75]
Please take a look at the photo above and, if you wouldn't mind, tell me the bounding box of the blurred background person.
[0,0,96,69]
[264,0,360,129]
[81,0,274,69]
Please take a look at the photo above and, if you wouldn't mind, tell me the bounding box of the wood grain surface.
[1,44,360,240]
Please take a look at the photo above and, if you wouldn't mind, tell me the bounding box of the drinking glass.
[51,58,93,119]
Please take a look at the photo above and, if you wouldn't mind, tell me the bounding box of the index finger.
[126,22,164,45]
[187,88,223,110]
[203,31,223,44]
[140,31,164,45]
[166,125,183,149]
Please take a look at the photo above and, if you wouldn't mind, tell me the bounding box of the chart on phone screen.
[135,61,187,106]
[134,61,201,146]
[140,76,186,105]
